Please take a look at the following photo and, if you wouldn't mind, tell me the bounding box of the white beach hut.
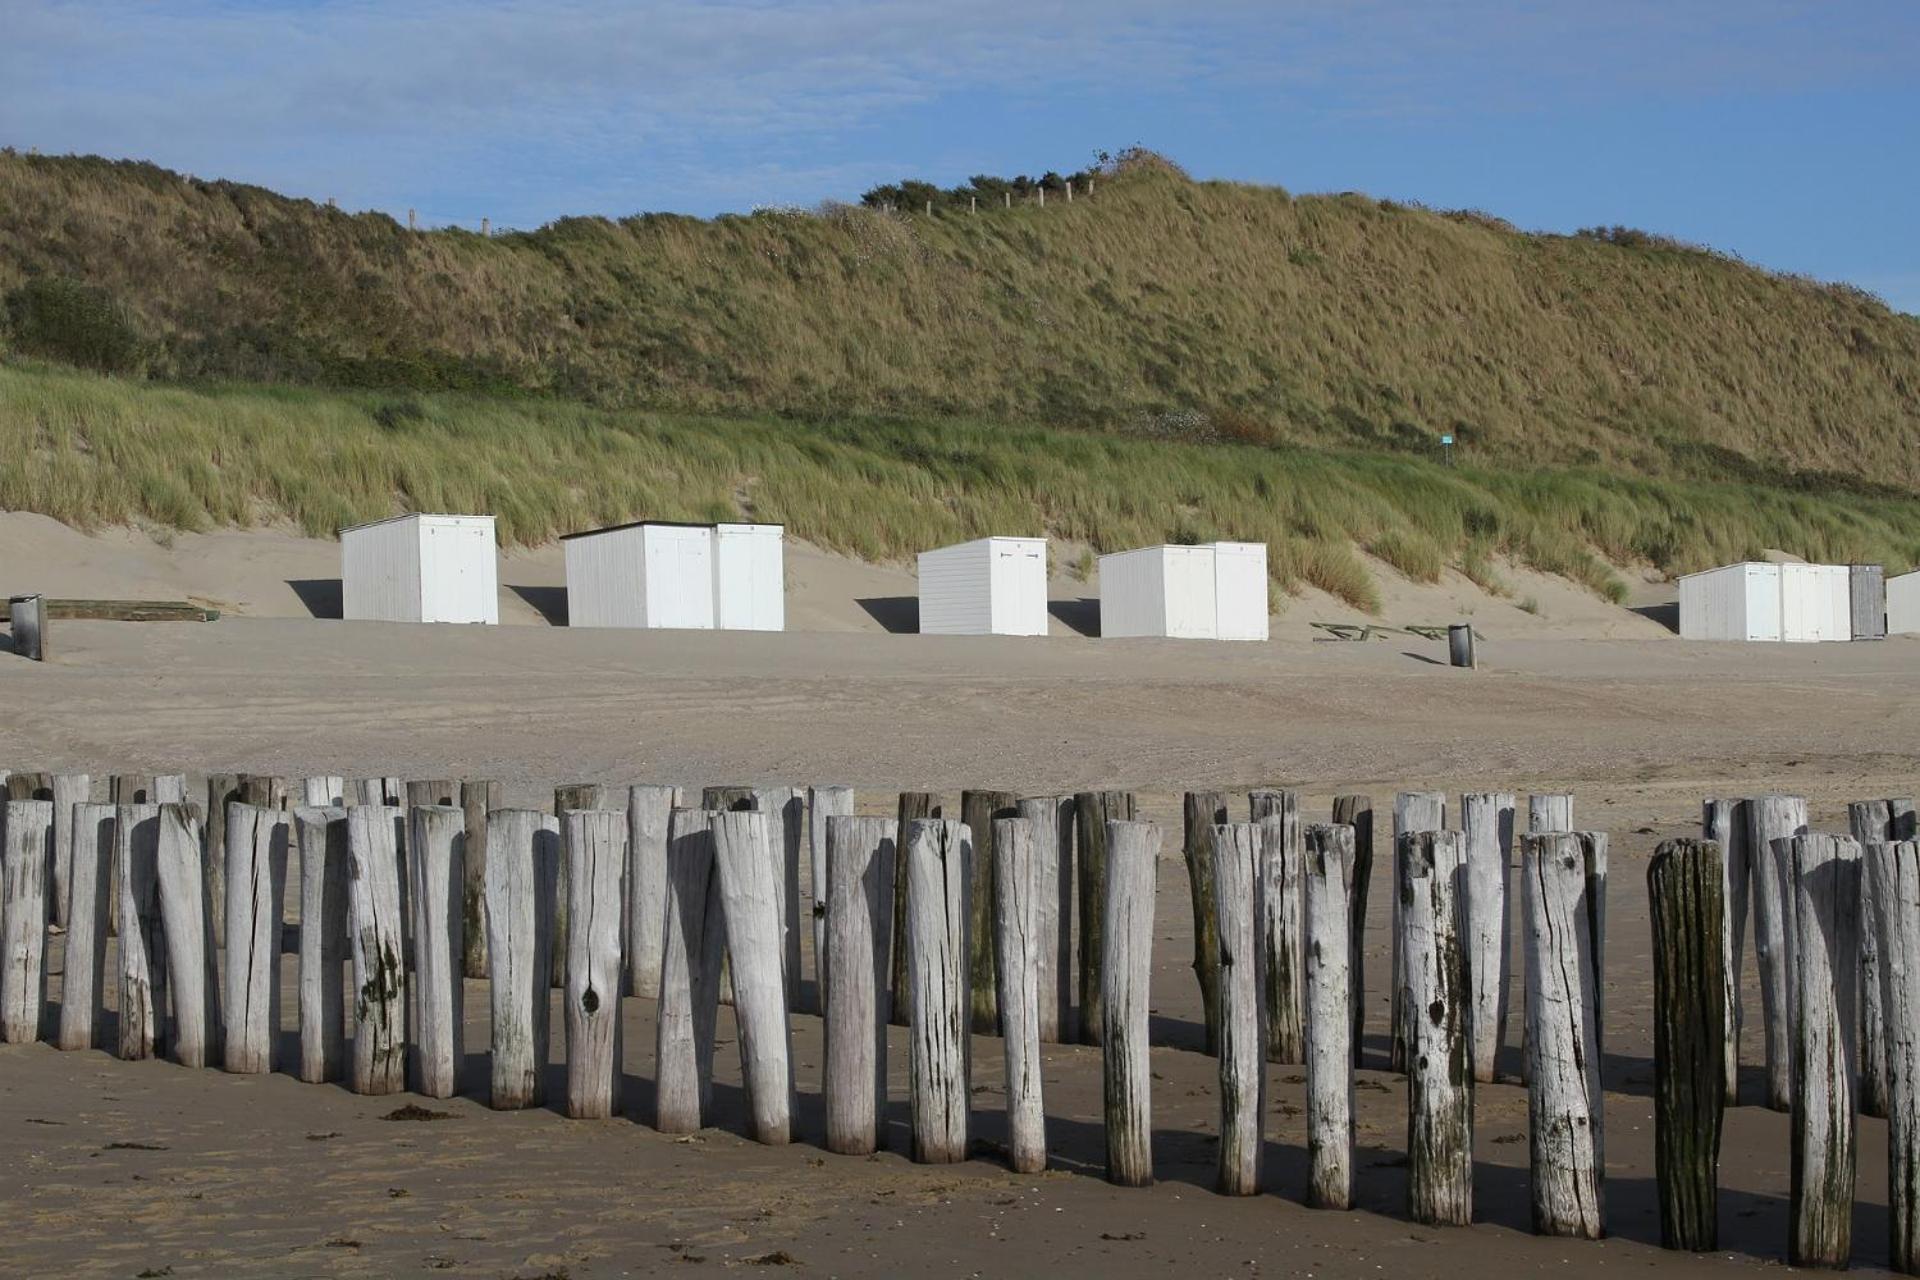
[1678,560,1855,642]
[917,537,1048,636]
[562,521,715,630]
[1778,563,1851,642]
[712,523,786,632]
[341,513,499,625]
[1211,541,1271,642]
[1888,569,1920,635]
[1098,545,1219,639]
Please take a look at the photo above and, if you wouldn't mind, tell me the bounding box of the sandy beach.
[2,521,1917,1276]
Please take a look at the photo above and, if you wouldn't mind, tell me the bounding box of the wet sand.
[2,617,1917,1276]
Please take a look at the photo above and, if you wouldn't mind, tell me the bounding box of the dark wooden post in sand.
[1866,838,1920,1274]
[1333,794,1374,1063]
[1788,832,1860,1270]
[1076,790,1135,1046]
[889,791,940,1026]
[1183,791,1229,1055]
[961,789,1017,1033]
[1648,837,1725,1251]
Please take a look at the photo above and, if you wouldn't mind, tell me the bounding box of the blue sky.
[4,1,1916,312]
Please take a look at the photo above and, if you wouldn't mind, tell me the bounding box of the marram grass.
[8,360,1920,615]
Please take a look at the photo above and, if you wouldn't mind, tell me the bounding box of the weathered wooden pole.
[1259,806,1305,1063]
[625,783,681,1000]
[550,783,610,982]
[204,773,242,944]
[223,802,288,1073]
[1789,832,1860,1269]
[563,807,627,1119]
[408,804,466,1098]
[1304,822,1356,1209]
[1748,793,1808,1110]
[992,816,1046,1173]
[1212,821,1265,1196]
[751,785,806,1013]
[157,802,220,1068]
[49,772,89,928]
[1529,792,1574,835]
[1463,792,1516,1083]
[889,791,940,1026]
[809,784,854,1011]
[1249,787,1296,824]
[345,805,407,1094]
[1520,832,1605,1239]
[1333,794,1374,1063]
[961,789,1016,1034]
[1,799,52,1042]
[1075,790,1135,1046]
[1183,791,1229,1055]
[907,817,971,1163]
[1850,798,1896,1118]
[484,809,559,1109]
[701,785,755,813]
[303,775,346,807]
[1020,795,1075,1043]
[1391,791,1446,1073]
[292,806,348,1083]
[656,808,722,1132]
[1703,797,1748,1104]
[116,804,166,1060]
[411,778,460,809]
[1647,837,1725,1251]
[352,776,401,807]
[460,779,500,980]
[1402,828,1471,1226]
[1580,830,1609,1065]
[1104,819,1161,1187]
[1866,838,1920,1273]
[824,815,898,1156]
[712,809,793,1144]
[57,803,115,1050]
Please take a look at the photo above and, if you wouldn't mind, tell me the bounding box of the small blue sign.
[1440,434,1454,446]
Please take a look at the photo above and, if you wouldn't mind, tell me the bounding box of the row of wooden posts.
[0,774,1913,1269]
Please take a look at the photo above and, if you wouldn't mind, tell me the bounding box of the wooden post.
[1248,787,1295,823]
[484,809,559,1109]
[1866,839,1920,1272]
[223,802,289,1073]
[1703,797,1748,1104]
[57,803,114,1050]
[1463,792,1516,1083]
[1259,807,1305,1062]
[1391,791,1446,1073]
[1103,819,1160,1186]
[1183,791,1229,1055]
[204,773,241,945]
[49,772,89,928]
[701,785,755,813]
[116,804,166,1060]
[751,785,806,1013]
[1580,830,1609,1065]
[8,593,47,660]
[345,805,407,1094]
[809,784,854,1011]
[412,778,460,809]
[824,814,898,1156]
[1648,837,1725,1251]
[1850,799,1895,1118]
[992,816,1046,1173]
[408,804,465,1098]
[1,799,52,1041]
[460,779,500,980]
[352,777,401,807]
[656,808,722,1132]
[1789,832,1860,1269]
[890,791,939,1025]
[563,808,626,1118]
[1529,793,1574,835]
[1075,790,1135,1046]
[302,776,345,806]
[961,789,1016,1033]
[157,803,220,1068]
[293,806,348,1083]
[626,783,681,1000]
[1748,793,1808,1110]
[1212,822,1265,1195]
[1402,828,1471,1226]
[712,809,793,1143]
[1020,795,1075,1043]
[1305,822,1356,1209]
[1520,832,1605,1239]
[1333,794,1374,1063]
[907,817,971,1162]
[552,782,610,983]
